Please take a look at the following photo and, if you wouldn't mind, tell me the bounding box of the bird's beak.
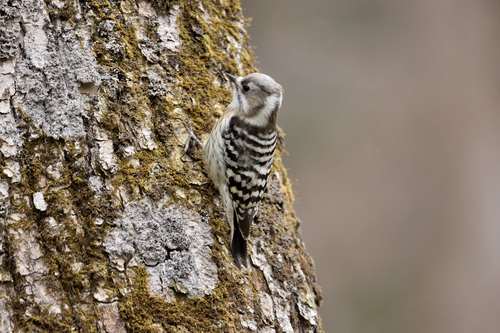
[224,72,238,85]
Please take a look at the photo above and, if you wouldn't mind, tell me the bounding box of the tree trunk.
[0,0,322,332]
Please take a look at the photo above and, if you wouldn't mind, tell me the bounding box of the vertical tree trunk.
[0,0,322,331]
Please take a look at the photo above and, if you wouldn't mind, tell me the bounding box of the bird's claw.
[184,126,202,155]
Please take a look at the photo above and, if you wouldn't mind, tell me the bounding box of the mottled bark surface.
[0,0,322,332]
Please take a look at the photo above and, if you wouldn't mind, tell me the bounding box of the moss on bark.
[0,0,322,332]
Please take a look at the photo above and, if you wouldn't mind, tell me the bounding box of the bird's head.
[225,72,283,127]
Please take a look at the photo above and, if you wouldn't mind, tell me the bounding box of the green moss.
[25,309,74,333]
[174,0,254,132]
[119,266,242,332]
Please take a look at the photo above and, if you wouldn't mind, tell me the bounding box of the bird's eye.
[242,84,250,92]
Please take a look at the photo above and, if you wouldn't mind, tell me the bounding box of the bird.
[204,72,283,268]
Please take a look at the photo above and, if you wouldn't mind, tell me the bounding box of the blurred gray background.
[242,1,500,332]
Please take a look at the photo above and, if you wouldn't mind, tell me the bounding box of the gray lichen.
[135,1,181,62]
[2,161,20,183]
[0,182,8,201]
[295,262,320,327]
[93,131,118,173]
[0,297,14,333]
[252,240,294,333]
[157,5,181,52]
[7,215,63,315]
[0,59,22,158]
[9,0,100,139]
[96,302,126,333]
[32,191,48,211]
[259,291,275,323]
[240,316,258,331]
[0,17,21,60]
[104,199,218,299]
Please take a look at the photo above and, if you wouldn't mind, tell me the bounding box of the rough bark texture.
[0,0,322,332]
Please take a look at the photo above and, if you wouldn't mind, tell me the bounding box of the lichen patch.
[104,199,218,299]
[11,0,100,139]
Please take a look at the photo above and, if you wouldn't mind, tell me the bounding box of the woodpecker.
[204,72,283,268]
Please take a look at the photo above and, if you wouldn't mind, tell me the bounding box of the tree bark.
[0,0,322,332]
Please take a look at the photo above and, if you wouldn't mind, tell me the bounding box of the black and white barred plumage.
[204,72,283,268]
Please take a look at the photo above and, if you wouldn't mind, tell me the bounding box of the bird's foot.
[184,126,202,155]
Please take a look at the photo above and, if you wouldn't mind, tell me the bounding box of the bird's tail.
[231,211,251,268]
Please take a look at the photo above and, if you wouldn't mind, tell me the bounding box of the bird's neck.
[232,113,276,136]
[239,101,279,130]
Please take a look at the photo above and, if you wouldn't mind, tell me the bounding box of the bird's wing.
[222,119,276,238]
